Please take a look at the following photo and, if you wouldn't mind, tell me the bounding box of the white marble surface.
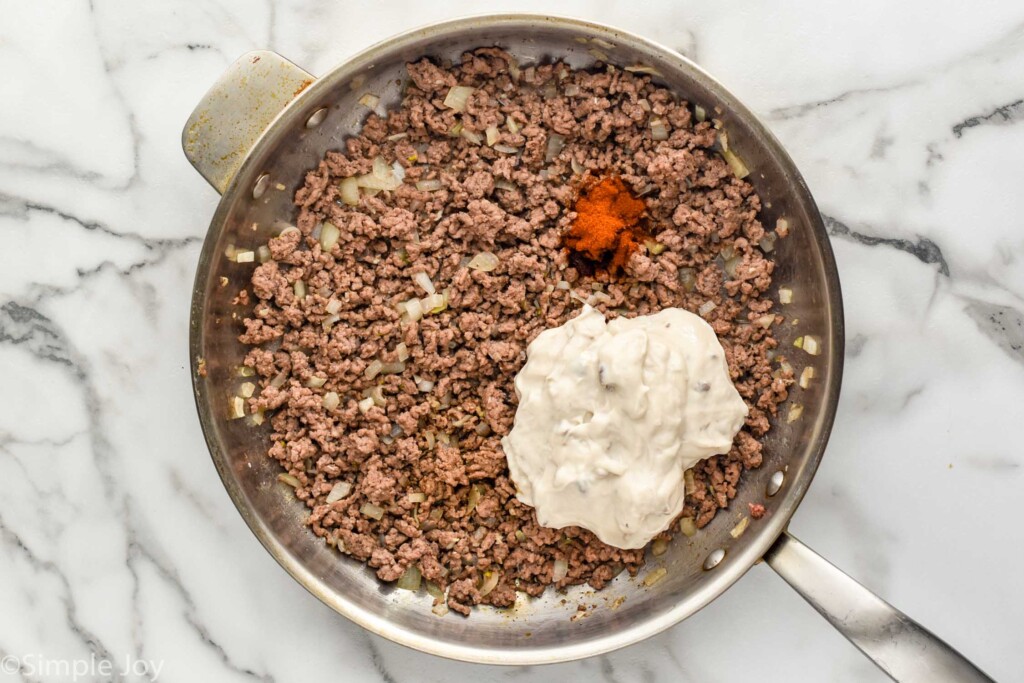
[1,1,1022,681]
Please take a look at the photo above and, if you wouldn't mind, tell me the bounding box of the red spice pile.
[563,176,646,272]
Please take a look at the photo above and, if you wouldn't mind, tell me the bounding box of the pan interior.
[190,15,843,664]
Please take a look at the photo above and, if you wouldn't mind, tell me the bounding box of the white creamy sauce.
[501,305,748,549]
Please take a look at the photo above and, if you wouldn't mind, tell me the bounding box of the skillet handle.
[764,532,994,682]
[182,51,313,195]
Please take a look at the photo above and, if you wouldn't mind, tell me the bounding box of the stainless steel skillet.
[182,14,993,681]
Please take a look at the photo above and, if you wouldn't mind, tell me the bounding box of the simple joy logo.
[1,653,164,680]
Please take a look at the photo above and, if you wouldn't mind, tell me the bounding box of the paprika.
[564,176,646,273]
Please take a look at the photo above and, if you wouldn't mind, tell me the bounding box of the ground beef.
[239,49,792,616]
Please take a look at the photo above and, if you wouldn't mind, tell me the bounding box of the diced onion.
[235,382,254,399]
[360,502,385,520]
[224,244,237,261]
[325,298,342,315]
[776,217,790,235]
[467,484,485,513]
[507,56,521,80]
[756,314,776,329]
[234,250,255,263]
[759,232,777,253]
[442,86,476,112]
[506,117,520,134]
[651,539,668,556]
[319,222,340,251]
[420,293,447,314]
[432,602,449,617]
[396,565,422,591]
[415,179,443,192]
[229,396,246,419]
[306,375,327,388]
[387,132,409,141]
[723,255,742,278]
[397,297,423,323]
[358,93,379,108]
[380,361,406,374]
[396,342,409,362]
[730,517,750,539]
[357,397,375,413]
[698,301,717,316]
[545,134,565,163]
[563,84,580,97]
[679,518,698,537]
[485,125,500,146]
[338,176,360,206]
[626,64,663,75]
[787,403,804,423]
[269,369,288,389]
[408,492,426,503]
[326,481,353,503]
[364,359,383,380]
[413,271,436,295]
[467,251,499,272]
[293,280,307,300]
[493,144,521,154]
[779,287,793,304]
[684,469,697,495]
[278,225,300,238]
[695,105,707,122]
[552,558,569,582]
[362,386,386,407]
[493,179,516,191]
[236,365,255,377]
[249,410,265,426]
[478,570,500,597]
[321,313,340,331]
[556,280,570,290]
[425,581,444,599]
[460,128,483,145]
[356,156,402,191]
[793,336,804,349]
[802,336,821,356]
[417,378,435,393]
[679,268,697,292]
[650,118,669,141]
[322,391,340,410]
[278,473,301,488]
[644,239,666,255]
[723,148,750,179]
[799,366,815,389]
[638,98,652,112]
[643,567,668,587]
[256,245,271,263]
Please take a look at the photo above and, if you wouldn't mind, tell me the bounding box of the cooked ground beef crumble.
[239,48,792,616]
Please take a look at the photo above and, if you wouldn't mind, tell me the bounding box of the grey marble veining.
[1,1,1022,681]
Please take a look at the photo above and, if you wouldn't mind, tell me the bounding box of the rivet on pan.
[306,107,328,128]
[252,173,270,199]
[703,548,725,571]
[766,470,785,497]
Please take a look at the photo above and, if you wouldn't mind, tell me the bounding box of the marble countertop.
[2,1,1022,681]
